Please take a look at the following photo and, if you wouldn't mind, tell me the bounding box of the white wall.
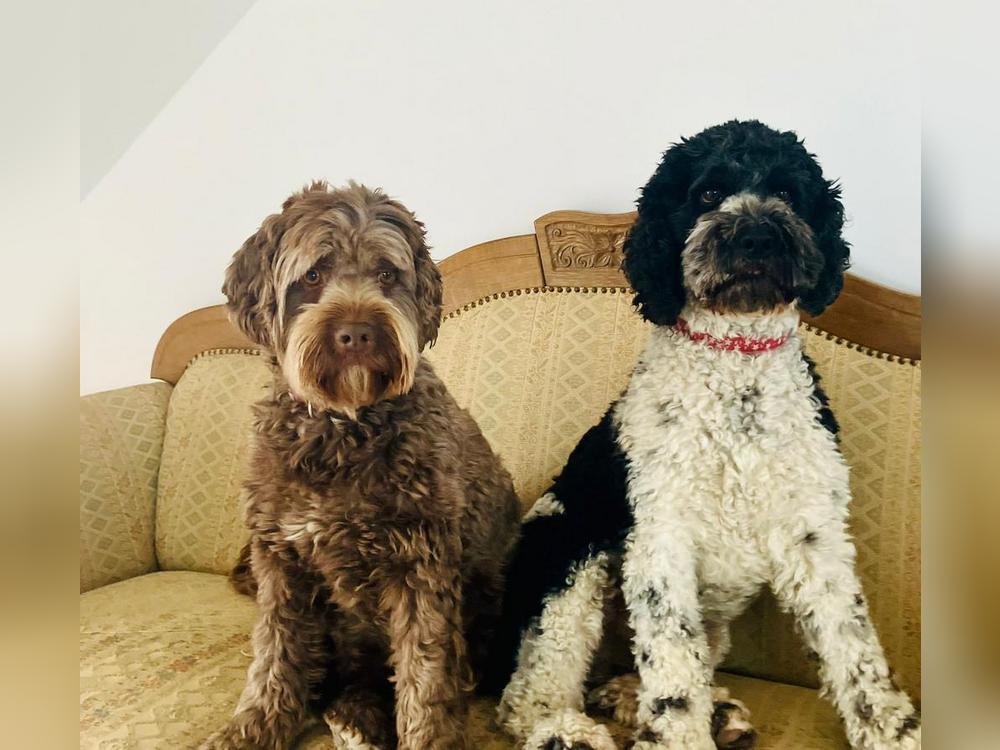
[80,0,920,394]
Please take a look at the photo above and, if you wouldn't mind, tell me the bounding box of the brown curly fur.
[201,182,521,750]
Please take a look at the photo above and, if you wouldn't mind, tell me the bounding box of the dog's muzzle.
[682,194,822,313]
[281,284,419,415]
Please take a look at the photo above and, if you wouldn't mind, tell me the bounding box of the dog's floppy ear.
[413,241,443,348]
[222,215,283,348]
[622,147,689,326]
[374,200,442,348]
[798,179,850,316]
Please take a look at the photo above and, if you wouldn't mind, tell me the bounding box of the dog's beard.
[281,294,419,418]
[681,194,823,315]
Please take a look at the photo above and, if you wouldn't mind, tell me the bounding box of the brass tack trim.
[799,323,917,366]
[182,347,263,377]
[443,285,629,320]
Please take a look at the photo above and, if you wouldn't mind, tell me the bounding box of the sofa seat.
[81,571,847,749]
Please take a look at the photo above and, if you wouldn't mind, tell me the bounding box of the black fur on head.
[622,120,850,324]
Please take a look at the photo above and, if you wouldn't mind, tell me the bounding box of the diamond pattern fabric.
[427,288,650,505]
[80,382,172,592]
[155,350,273,574]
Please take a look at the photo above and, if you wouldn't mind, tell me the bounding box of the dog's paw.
[323,689,391,750]
[626,738,715,750]
[857,717,921,750]
[851,702,920,749]
[524,708,616,750]
[540,739,604,750]
[710,693,757,749]
[587,673,641,727]
[888,711,920,750]
[892,727,920,750]
[326,715,383,750]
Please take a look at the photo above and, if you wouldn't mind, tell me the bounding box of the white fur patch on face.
[273,244,331,330]
[717,191,761,214]
[522,492,565,522]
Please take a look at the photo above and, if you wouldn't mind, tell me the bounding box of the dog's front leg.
[384,531,470,750]
[623,524,716,750]
[201,539,330,750]
[771,521,920,749]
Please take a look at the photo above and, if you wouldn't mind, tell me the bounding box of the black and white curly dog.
[484,121,920,750]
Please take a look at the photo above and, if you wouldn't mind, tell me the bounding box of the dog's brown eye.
[303,269,322,285]
[699,189,722,205]
[377,269,396,285]
[776,190,792,203]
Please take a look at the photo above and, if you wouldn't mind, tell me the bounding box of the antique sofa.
[80,210,921,749]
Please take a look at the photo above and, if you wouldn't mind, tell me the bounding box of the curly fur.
[624,119,849,325]
[491,121,919,750]
[202,182,521,750]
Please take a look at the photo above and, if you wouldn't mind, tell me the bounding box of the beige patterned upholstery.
[80,572,256,748]
[156,350,273,574]
[80,571,846,750]
[427,288,649,504]
[80,382,172,592]
[79,287,920,748]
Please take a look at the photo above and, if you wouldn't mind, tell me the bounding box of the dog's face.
[223,182,442,415]
[623,120,850,324]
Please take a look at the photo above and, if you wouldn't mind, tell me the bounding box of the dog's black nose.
[333,323,375,352]
[736,227,778,257]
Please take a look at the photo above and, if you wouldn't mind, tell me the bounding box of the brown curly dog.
[201,182,521,750]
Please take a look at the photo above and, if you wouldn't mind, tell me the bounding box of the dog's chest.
[276,484,418,611]
[615,331,845,561]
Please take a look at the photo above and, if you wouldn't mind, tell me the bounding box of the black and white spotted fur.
[485,121,920,750]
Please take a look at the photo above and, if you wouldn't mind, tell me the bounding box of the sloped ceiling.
[81,0,257,196]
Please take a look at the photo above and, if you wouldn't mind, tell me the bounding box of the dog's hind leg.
[770,517,920,749]
[498,552,616,750]
[229,541,257,597]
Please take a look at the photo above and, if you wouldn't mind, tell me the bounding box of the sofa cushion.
[156,350,272,574]
[80,571,848,749]
[80,382,172,592]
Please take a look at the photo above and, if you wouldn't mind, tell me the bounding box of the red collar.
[674,317,791,355]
